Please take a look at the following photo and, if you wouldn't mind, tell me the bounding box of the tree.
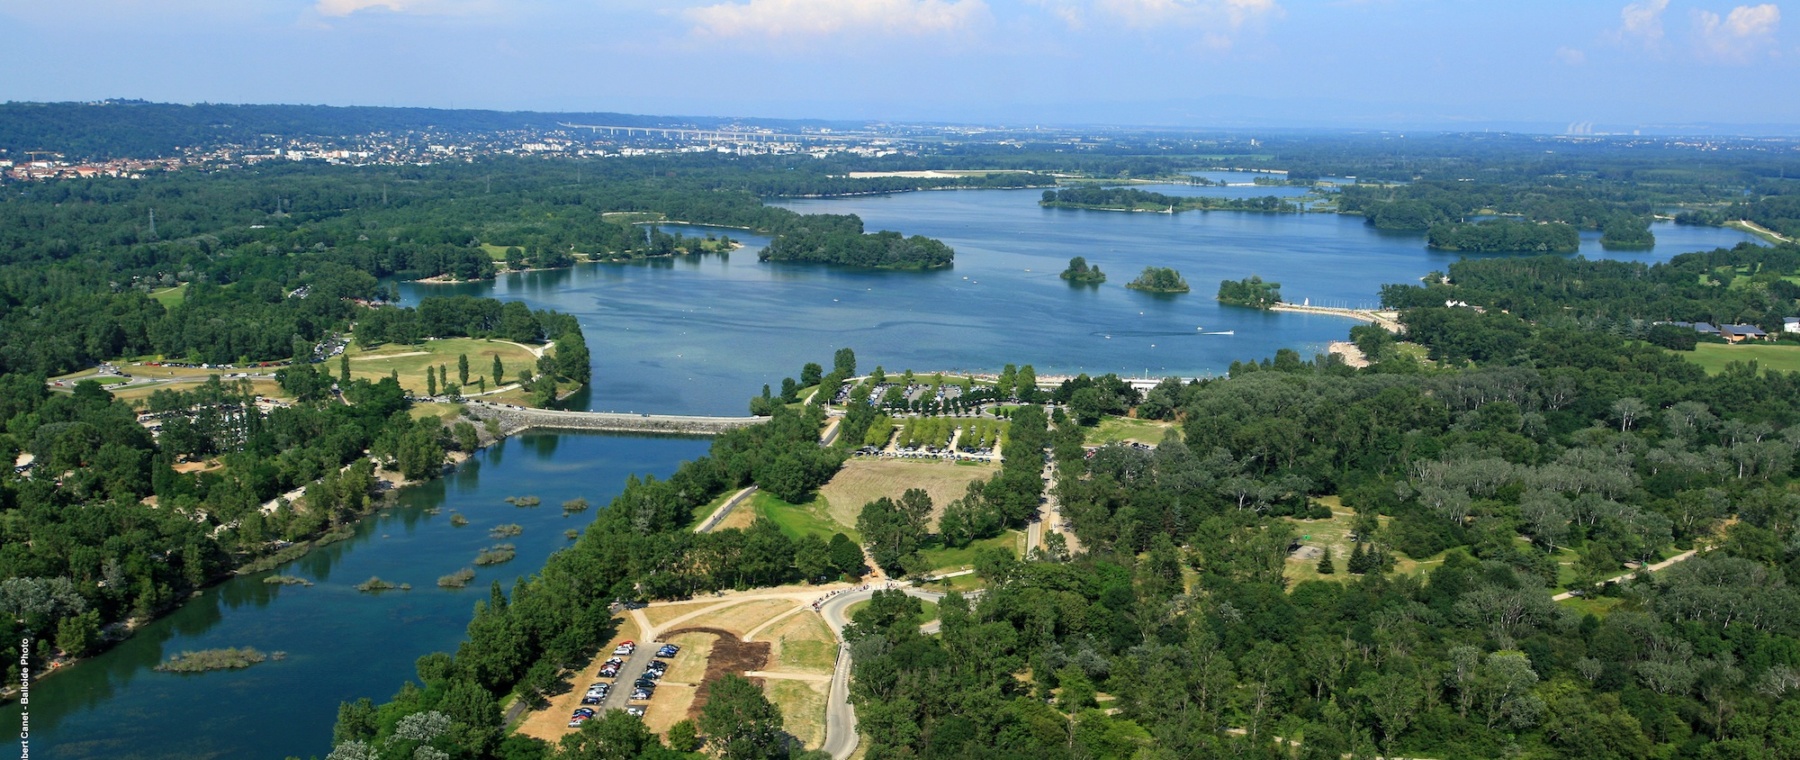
[427,369,438,397]
[458,353,470,385]
[339,351,351,384]
[1058,665,1097,713]
[698,674,787,760]
[493,354,505,385]
[55,608,102,657]
[667,719,702,753]
[1315,547,1335,575]
[828,533,865,578]
[800,362,823,387]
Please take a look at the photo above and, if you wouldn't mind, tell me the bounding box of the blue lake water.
[402,186,1755,416]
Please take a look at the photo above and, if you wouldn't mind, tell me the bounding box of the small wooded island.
[1426,219,1580,253]
[1217,275,1282,308]
[1060,256,1107,284]
[1599,215,1656,249]
[759,215,954,269]
[1125,266,1189,293]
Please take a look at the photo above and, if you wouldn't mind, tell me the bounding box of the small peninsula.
[759,216,954,269]
[1125,266,1190,293]
[1217,275,1281,309]
[1060,256,1107,284]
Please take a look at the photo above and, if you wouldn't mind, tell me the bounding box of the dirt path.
[1552,549,1699,601]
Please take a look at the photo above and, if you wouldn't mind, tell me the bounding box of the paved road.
[601,641,659,713]
[816,585,947,760]
[694,486,758,533]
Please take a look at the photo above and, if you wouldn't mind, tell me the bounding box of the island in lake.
[1217,275,1281,308]
[1060,256,1107,284]
[1125,266,1189,293]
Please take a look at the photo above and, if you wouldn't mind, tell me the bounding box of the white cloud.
[685,0,988,38]
[314,0,491,17]
[1091,0,1282,30]
[1614,0,1669,47]
[1555,46,1587,65]
[1695,3,1781,62]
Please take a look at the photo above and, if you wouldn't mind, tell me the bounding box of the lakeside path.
[1269,303,1404,333]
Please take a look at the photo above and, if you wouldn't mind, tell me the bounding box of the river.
[6,185,1757,758]
[4,433,709,760]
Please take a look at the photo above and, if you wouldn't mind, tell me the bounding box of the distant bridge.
[555,122,856,143]
[465,401,762,437]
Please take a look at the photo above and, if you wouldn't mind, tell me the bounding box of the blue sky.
[0,0,1794,129]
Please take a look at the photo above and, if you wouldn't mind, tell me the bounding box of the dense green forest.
[1427,220,1582,253]
[1379,244,1800,333]
[1218,275,1282,309]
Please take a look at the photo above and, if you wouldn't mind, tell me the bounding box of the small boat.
[1204,330,1235,336]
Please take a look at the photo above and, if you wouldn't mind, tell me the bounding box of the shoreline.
[1268,302,1403,333]
[6,405,517,694]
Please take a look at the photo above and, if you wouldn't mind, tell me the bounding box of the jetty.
[1269,302,1404,333]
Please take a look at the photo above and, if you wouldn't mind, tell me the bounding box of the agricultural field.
[817,457,1000,532]
[344,337,540,397]
[1685,342,1800,375]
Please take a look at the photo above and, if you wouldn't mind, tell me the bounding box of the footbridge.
[464,401,762,437]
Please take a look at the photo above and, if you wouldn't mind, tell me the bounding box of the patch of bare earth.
[663,626,771,720]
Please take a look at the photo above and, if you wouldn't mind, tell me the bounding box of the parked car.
[613,642,636,655]
[630,687,654,700]
[572,708,596,718]
[625,706,646,717]
[581,695,603,705]
[655,644,680,658]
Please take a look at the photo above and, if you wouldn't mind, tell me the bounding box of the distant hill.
[0,100,862,160]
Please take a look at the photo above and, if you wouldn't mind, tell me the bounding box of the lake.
[7,185,1758,758]
[401,186,1755,416]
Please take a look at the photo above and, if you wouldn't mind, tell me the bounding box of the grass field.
[765,679,828,749]
[818,457,999,532]
[149,283,189,308]
[763,613,837,673]
[1559,595,1626,618]
[752,492,857,542]
[1685,342,1800,375]
[1283,502,1360,585]
[345,337,539,396]
[843,598,940,627]
[918,531,1022,574]
[1088,415,1178,446]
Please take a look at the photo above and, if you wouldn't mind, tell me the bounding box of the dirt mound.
[663,626,771,719]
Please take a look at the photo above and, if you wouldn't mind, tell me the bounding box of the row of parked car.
[568,641,683,727]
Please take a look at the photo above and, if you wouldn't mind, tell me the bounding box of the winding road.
[815,584,948,759]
